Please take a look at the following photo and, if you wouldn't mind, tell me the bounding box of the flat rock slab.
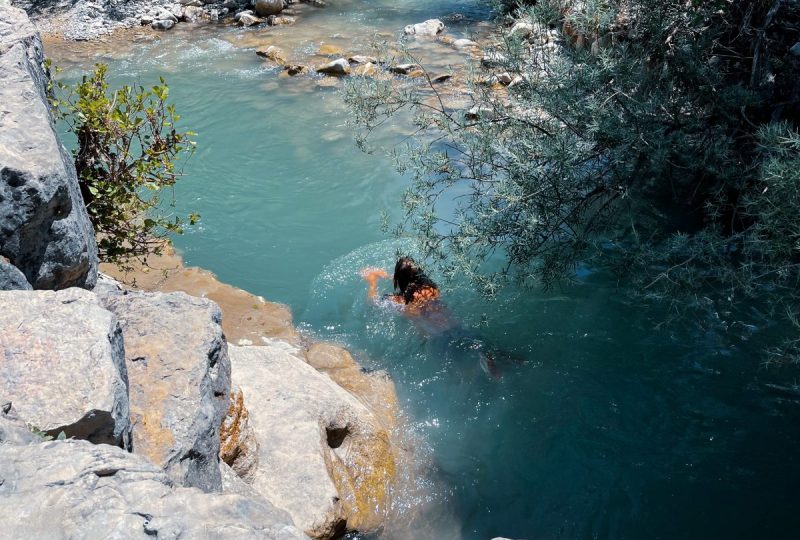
[0,5,98,290]
[0,439,308,539]
[98,289,231,492]
[229,344,395,539]
[0,288,129,445]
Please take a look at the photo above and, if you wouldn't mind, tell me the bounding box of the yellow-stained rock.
[219,386,259,483]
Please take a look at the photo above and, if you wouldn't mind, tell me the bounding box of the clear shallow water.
[48,3,800,539]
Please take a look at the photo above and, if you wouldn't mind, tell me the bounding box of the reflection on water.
[45,2,800,538]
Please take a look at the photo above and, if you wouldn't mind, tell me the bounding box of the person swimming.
[361,257,502,376]
[362,256,441,309]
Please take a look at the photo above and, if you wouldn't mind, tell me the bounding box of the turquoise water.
[50,2,800,539]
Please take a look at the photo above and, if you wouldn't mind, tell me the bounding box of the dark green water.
[50,2,800,538]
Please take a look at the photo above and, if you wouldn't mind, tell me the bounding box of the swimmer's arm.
[360,268,390,299]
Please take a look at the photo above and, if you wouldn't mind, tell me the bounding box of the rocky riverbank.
[1,4,405,537]
[11,0,320,40]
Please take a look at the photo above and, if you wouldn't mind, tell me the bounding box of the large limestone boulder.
[0,439,308,539]
[0,288,130,446]
[253,0,283,17]
[229,344,396,539]
[0,5,99,290]
[98,289,231,492]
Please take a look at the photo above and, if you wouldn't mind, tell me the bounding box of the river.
[46,1,800,538]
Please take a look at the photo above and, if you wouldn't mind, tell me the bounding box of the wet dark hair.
[393,257,438,304]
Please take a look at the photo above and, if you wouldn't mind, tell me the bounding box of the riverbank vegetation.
[48,63,197,268]
[346,0,800,363]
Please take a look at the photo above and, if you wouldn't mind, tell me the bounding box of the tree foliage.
[49,63,197,267]
[345,0,800,361]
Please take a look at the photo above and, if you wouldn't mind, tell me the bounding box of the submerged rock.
[318,43,344,56]
[352,61,379,77]
[0,5,98,290]
[404,18,444,36]
[98,289,231,493]
[229,344,395,539]
[0,288,129,446]
[453,38,478,49]
[0,439,307,539]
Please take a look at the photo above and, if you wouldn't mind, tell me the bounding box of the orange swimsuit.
[392,285,441,315]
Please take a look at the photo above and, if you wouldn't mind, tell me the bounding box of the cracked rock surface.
[0,438,307,539]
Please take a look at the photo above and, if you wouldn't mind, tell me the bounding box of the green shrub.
[49,63,198,267]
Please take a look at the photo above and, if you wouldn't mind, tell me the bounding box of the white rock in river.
[316,58,351,76]
[404,18,444,36]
